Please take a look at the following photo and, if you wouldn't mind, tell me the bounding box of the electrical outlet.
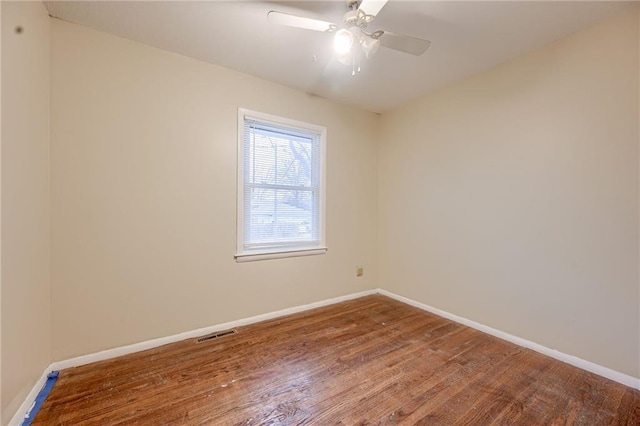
[356,265,364,277]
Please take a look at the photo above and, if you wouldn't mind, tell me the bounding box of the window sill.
[235,247,327,263]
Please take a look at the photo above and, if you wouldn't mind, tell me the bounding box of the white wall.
[1,1,51,423]
[379,7,639,377]
[50,19,379,361]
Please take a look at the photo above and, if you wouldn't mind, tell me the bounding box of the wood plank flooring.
[33,295,640,425]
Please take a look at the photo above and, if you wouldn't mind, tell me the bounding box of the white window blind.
[237,109,326,261]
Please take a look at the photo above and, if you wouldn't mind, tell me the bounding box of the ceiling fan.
[267,0,431,75]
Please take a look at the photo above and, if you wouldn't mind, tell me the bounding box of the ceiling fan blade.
[267,11,337,33]
[358,0,388,18]
[380,32,431,56]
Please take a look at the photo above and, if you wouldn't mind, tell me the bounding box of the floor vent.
[196,329,236,343]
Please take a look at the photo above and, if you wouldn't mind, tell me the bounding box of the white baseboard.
[11,287,639,424]
[51,289,378,371]
[377,288,640,390]
[8,366,50,426]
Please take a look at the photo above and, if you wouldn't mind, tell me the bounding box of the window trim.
[236,108,327,262]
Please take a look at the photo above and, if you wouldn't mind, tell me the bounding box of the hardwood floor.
[34,295,640,425]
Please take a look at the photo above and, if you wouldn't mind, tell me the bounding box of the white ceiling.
[44,1,633,113]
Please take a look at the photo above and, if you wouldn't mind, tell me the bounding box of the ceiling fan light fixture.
[333,28,354,55]
[361,36,380,58]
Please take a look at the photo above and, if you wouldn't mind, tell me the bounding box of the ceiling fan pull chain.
[351,53,361,76]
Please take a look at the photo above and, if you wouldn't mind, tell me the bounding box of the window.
[236,108,326,262]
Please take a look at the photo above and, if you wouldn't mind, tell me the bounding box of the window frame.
[236,108,327,262]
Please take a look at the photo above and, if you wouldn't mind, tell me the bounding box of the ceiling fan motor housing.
[347,0,360,11]
[343,8,376,31]
[343,10,361,28]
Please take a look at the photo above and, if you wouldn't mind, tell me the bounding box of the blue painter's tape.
[22,371,59,426]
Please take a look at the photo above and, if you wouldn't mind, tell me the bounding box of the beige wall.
[1,1,51,423]
[1,3,4,417]
[2,7,637,422]
[50,19,379,361]
[379,8,639,377]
